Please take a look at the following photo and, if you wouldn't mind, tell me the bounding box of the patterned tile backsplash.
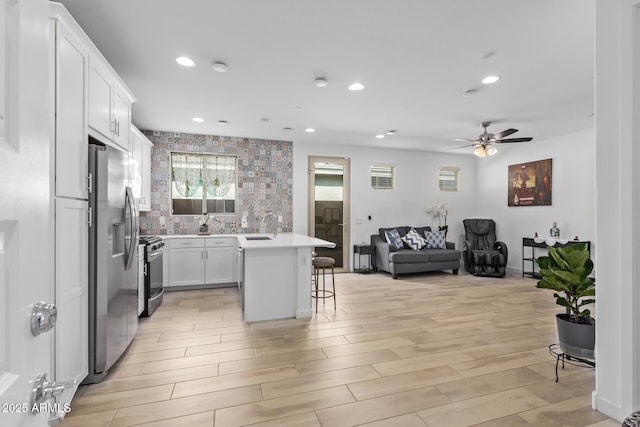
[140,130,293,236]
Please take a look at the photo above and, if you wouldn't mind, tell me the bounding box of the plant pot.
[556,313,595,359]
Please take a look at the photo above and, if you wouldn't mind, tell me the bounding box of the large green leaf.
[535,243,594,322]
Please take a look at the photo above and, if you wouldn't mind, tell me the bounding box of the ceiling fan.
[454,122,533,157]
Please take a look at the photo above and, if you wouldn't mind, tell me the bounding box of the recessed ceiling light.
[314,77,328,87]
[463,89,478,97]
[305,128,315,133]
[283,127,293,132]
[218,120,228,125]
[192,117,204,123]
[375,134,384,139]
[348,82,365,91]
[386,130,397,135]
[482,75,500,84]
[212,61,228,72]
[261,117,271,122]
[176,56,195,67]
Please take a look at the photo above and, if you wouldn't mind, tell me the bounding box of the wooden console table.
[522,237,591,279]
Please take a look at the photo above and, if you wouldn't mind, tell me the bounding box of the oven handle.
[147,250,163,262]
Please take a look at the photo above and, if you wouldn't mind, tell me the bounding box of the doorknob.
[30,302,57,336]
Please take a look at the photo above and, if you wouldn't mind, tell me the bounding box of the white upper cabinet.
[112,84,131,150]
[87,55,134,152]
[88,58,112,143]
[88,58,134,151]
[53,17,88,199]
[130,125,153,211]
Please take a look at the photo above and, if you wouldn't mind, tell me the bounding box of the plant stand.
[548,344,595,382]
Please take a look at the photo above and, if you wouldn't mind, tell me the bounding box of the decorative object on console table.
[550,221,560,237]
[535,243,595,360]
[353,244,376,274]
[521,237,591,279]
[508,158,552,207]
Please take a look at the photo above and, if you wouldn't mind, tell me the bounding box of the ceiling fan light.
[474,145,487,157]
[487,145,497,156]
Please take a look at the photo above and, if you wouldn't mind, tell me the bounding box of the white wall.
[292,142,477,268]
[593,0,640,421]
[474,128,596,273]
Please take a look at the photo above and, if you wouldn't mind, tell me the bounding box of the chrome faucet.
[261,212,278,238]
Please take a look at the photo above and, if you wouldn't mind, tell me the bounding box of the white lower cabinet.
[54,198,88,403]
[168,237,235,288]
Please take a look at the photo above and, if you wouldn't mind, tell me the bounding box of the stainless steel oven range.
[139,236,164,317]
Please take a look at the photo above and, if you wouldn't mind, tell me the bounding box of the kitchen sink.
[245,236,272,240]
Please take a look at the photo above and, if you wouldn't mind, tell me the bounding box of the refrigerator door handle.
[125,186,138,270]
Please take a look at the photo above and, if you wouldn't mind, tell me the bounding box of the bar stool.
[312,256,336,313]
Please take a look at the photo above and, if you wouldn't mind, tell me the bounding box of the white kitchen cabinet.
[167,237,236,288]
[53,17,88,199]
[168,238,206,287]
[112,84,131,150]
[88,59,112,141]
[49,6,92,414]
[88,56,134,151]
[54,197,88,393]
[130,125,153,211]
[205,238,235,284]
[138,244,145,316]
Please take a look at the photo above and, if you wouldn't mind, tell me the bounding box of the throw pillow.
[402,228,426,251]
[384,229,404,251]
[424,230,447,249]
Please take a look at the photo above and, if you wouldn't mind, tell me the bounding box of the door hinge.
[87,173,93,193]
[87,207,92,227]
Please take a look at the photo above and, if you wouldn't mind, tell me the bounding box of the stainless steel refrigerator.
[85,141,139,383]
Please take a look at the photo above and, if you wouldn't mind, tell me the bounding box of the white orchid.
[426,202,448,227]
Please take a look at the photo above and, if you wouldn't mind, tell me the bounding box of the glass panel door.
[308,156,350,271]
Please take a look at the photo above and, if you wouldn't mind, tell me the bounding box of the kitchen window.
[171,152,237,215]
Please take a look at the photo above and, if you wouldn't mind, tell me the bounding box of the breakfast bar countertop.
[237,233,335,249]
[160,232,335,249]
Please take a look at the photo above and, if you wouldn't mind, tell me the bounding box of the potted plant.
[536,243,595,359]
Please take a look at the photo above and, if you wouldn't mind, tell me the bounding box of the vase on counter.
[550,222,560,238]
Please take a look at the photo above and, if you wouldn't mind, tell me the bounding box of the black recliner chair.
[462,219,508,278]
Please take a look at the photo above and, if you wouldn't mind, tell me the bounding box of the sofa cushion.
[414,226,432,237]
[424,230,446,249]
[389,249,429,263]
[384,229,404,251]
[401,228,426,250]
[424,248,462,262]
[379,226,410,239]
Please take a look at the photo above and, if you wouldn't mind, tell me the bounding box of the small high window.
[171,152,237,215]
[438,167,460,191]
[371,164,395,189]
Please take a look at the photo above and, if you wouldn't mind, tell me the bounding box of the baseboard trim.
[593,390,626,422]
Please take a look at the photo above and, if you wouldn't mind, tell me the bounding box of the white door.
[0,1,61,426]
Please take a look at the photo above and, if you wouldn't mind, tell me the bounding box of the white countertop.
[159,232,335,249]
[238,233,335,249]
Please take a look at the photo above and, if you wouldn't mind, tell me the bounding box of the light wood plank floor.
[62,271,615,427]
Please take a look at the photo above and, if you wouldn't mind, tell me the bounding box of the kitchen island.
[237,233,335,322]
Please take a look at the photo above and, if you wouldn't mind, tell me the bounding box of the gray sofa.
[371,226,461,279]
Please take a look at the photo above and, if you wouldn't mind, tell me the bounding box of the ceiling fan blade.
[448,143,477,150]
[493,128,518,139]
[496,137,533,143]
[452,138,476,142]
